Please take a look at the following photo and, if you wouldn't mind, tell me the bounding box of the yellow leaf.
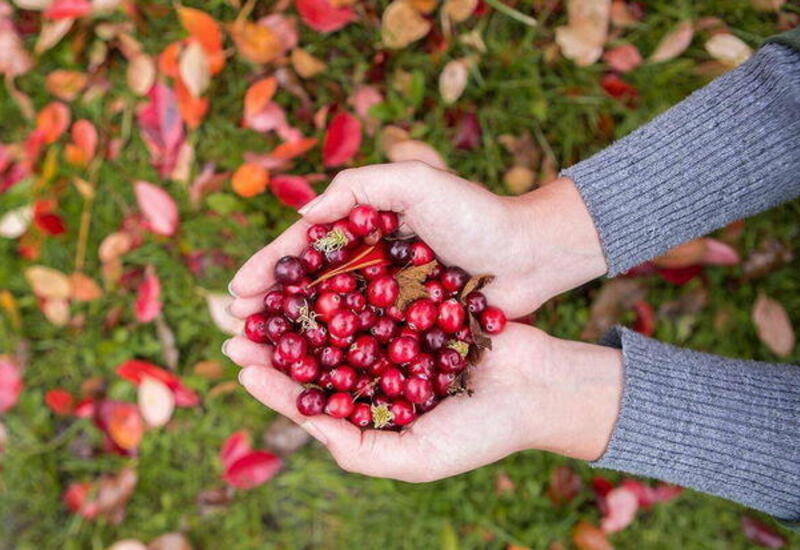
[230,21,281,64]
[291,48,327,78]
[24,266,72,299]
[381,1,432,49]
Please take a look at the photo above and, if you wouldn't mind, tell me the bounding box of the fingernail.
[238,365,266,388]
[301,420,329,446]
[221,339,231,357]
[227,281,239,298]
[298,195,324,216]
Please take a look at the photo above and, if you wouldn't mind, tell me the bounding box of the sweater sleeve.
[593,327,800,520]
[562,43,800,276]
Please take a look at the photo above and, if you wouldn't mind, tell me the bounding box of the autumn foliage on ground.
[0,0,797,548]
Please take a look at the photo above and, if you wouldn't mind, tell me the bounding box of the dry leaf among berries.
[752,293,795,357]
[460,273,495,301]
[394,260,438,309]
[381,1,432,49]
[649,20,694,62]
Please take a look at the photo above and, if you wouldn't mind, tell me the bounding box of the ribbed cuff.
[563,44,800,276]
[593,327,800,520]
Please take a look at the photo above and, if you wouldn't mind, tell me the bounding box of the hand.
[226,161,607,322]
[237,323,622,481]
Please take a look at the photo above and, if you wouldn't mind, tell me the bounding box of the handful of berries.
[244,205,507,430]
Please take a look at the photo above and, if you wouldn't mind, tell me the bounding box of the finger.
[298,162,435,224]
[229,219,310,298]
[229,294,266,319]
[223,336,271,367]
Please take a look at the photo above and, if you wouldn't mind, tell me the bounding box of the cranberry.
[244,313,271,343]
[314,291,342,322]
[274,255,306,284]
[398,326,421,340]
[408,353,435,378]
[329,273,357,293]
[276,332,307,362]
[272,350,291,371]
[300,247,325,273]
[455,326,473,344]
[357,308,377,330]
[437,348,465,373]
[437,299,466,333]
[297,388,326,416]
[362,264,388,280]
[387,239,412,265]
[367,275,399,308]
[265,315,290,343]
[349,402,373,428]
[369,356,391,377]
[354,375,377,399]
[410,241,435,265]
[329,365,358,391]
[290,355,320,383]
[386,305,405,322]
[263,290,285,313]
[378,211,399,234]
[404,376,434,404]
[423,327,447,352]
[389,400,416,426]
[319,345,344,368]
[440,266,468,293]
[371,317,397,342]
[387,336,420,364]
[283,295,307,321]
[317,370,334,390]
[348,205,380,237]
[380,367,405,397]
[307,224,330,242]
[284,278,316,299]
[347,335,380,369]
[405,298,438,332]
[465,291,487,314]
[424,280,445,303]
[344,292,366,311]
[325,392,355,418]
[329,334,354,348]
[331,219,356,246]
[433,372,456,396]
[418,395,439,412]
[304,324,328,348]
[326,247,350,266]
[329,309,359,338]
[480,306,507,334]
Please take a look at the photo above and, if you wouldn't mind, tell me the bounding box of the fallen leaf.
[451,110,482,150]
[439,58,470,104]
[177,6,224,73]
[263,417,311,455]
[632,300,655,336]
[742,239,794,280]
[36,101,71,143]
[136,83,186,177]
[547,465,583,506]
[504,165,536,194]
[610,0,640,27]
[117,359,199,407]
[572,521,613,550]
[601,487,639,533]
[443,0,478,23]
[174,78,209,129]
[385,139,447,170]
[170,141,194,183]
[43,0,91,19]
[45,69,87,101]
[231,162,269,197]
[271,174,317,209]
[603,44,642,72]
[134,180,179,237]
[291,47,327,78]
[494,471,515,494]
[0,420,6,452]
[395,261,438,309]
[230,20,281,64]
[0,356,23,413]
[193,359,224,379]
[752,293,795,357]
[582,279,647,340]
[35,19,73,54]
[99,231,133,263]
[0,14,33,76]
[741,516,786,548]
[148,532,194,550]
[206,293,244,335]
[259,14,299,53]
[135,267,162,323]
[69,272,103,301]
[649,21,694,62]
[64,467,137,522]
[296,0,356,33]
[653,239,706,268]
[178,41,210,97]
[138,376,175,427]
[42,297,70,325]
[322,111,362,167]
[25,265,72,299]
[65,118,98,165]
[381,1,431,49]
[45,387,75,414]
[705,33,752,67]
[127,54,156,95]
[243,76,278,121]
[555,0,611,66]
[223,450,282,489]
[99,400,144,451]
[348,84,383,134]
[0,205,33,239]
[220,431,253,469]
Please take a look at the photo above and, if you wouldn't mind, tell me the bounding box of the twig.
[484,0,538,27]
[74,158,103,272]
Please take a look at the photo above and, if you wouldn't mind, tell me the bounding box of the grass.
[1,0,799,548]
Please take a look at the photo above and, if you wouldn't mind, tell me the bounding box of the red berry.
[325,247,350,266]
[405,298,438,332]
[304,324,328,348]
[314,291,342,322]
[328,309,359,338]
[386,305,405,322]
[357,308,378,330]
[440,266,468,293]
[465,291,487,314]
[329,334,354,348]
[454,326,473,344]
[380,367,405,397]
[344,292,366,312]
[419,395,439,412]
[369,356,391,377]
[433,372,456,396]
[410,241,435,266]
[325,392,355,418]
[424,280,445,303]
[274,256,306,284]
[347,335,379,368]
[331,219,356,246]
[404,376,434,404]
[437,348,465,373]
[407,353,435,378]
[388,240,412,265]
[244,313,271,343]
[263,290,285,313]
[283,295,307,321]
[329,272,357,293]
[387,336,420,364]
[264,315,291,344]
[377,211,399,234]
[290,355,320,383]
[272,349,292,371]
[284,278,316,299]
[307,224,330,242]
[329,365,358,391]
[423,327,447,352]
[437,299,466,333]
[480,306,507,334]
[318,345,344,368]
[300,247,325,273]
[398,326,421,340]
[354,375,377,399]
[367,275,399,308]
[317,370,334,390]
[348,205,380,237]
[297,388,326,416]
[276,332,307,362]
[370,317,397,343]
[389,400,415,425]
[361,264,388,280]
[349,402,373,428]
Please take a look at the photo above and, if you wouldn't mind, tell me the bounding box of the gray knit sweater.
[562,42,800,520]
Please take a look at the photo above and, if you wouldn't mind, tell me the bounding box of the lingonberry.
[300,247,325,273]
[290,355,320,383]
[424,280,445,303]
[407,353,435,379]
[367,275,399,308]
[344,292,366,312]
[387,239,413,265]
[437,299,466,333]
[357,308,377,331]
[274,256,306,284]
[404,376,434,404]
[437,348,466,373]
[297,388,326,416]
[318,345,344,368]
[380,367,405,397]
[423,327,447,352]
[440,266,469,293]
[329,334,354,348]
[347,335,380,369]
[329,272,357,293]
[389,400,416,425]
[354,375,377,399]
[480,306,507,334]
[377,211,399,234]
[349,402,373,428]
[263,290,285,313]
[329,365,358,391]
[410,241,435,266]
[465,291,487,314]
[314,292,342,322]
[361,264,388,280]
[244,313,271,343]
[304,324,328,348]
[325,392,355,418]
[348,205,380,237]
[276,332,307,363]
[433,372,456,396]
[265,315,290,343]
[328,309,359,338]
[307,223,330,243]
[283,295,307,321]
[387,336,420,364]
[405,298,438,332]
[370,317,397,343]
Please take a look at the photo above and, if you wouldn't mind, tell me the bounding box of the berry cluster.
[244,205,507,430]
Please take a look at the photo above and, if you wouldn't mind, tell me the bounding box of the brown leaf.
[193,360,224,379]
[263,416,311,455]
[291,47,326,78]
[658,286,708,320]
[196,486,234,516]
[385,139,448,170]
[581,279,647,340]
[555,0,611,66]
[649,20,694,63]
[443,0,478,22]
[395,260,438,309]
[547,465,583,506]
[127,54,156,96]
[460,274,495,302]
[752,293,795,357]
[504,166,536,195]
[69,272,103,302]
[498,132,541,169]
[705,33,752,68]
[467,313,492,366]
[572,521,613,550]
[381,1,432,49]
[742,239,794,281]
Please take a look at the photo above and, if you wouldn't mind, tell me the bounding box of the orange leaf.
[244,77,278,120]
[175,77,209,129]
[105,402,144,451]
[271,137,318,160]
[36,102,71,144]
[572,521,613,550]
[230,20,281,64]
[232,162,269,197]
[177,6,223,54]
[158,41,183,78]
[45,70,87,101]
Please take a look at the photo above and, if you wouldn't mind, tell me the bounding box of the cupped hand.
[235,323,622,482]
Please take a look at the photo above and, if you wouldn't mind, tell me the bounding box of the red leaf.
[741,516,787,548]
[603,44,643,73]
[223,450,282,489]
[34,211,67,235]
[71,118,98,161]
[134,181,179,237]
[271,174,317,210]
[135,266,161,323]
[451,111,482,150]
[601,486,639,533]
[220,431,253,469]
[95,400,144,452]
[656,264,703,285]
[136,83,186,177]
[322,111,362,167]
[63,467,137,522]
[601,73,639,101]
[0,357,23,413]
[45,388,74,415]
[36,102,71,144]
[547,465,583,506]
[592,476,614,498]
[701,238,740,265]
[632,299,655,336]
[74,397,96,418]
[43,0,91,20]
[63,482,94,516]
[652,482,683,503]
[116,359,200,407]
[296,0,356,32]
